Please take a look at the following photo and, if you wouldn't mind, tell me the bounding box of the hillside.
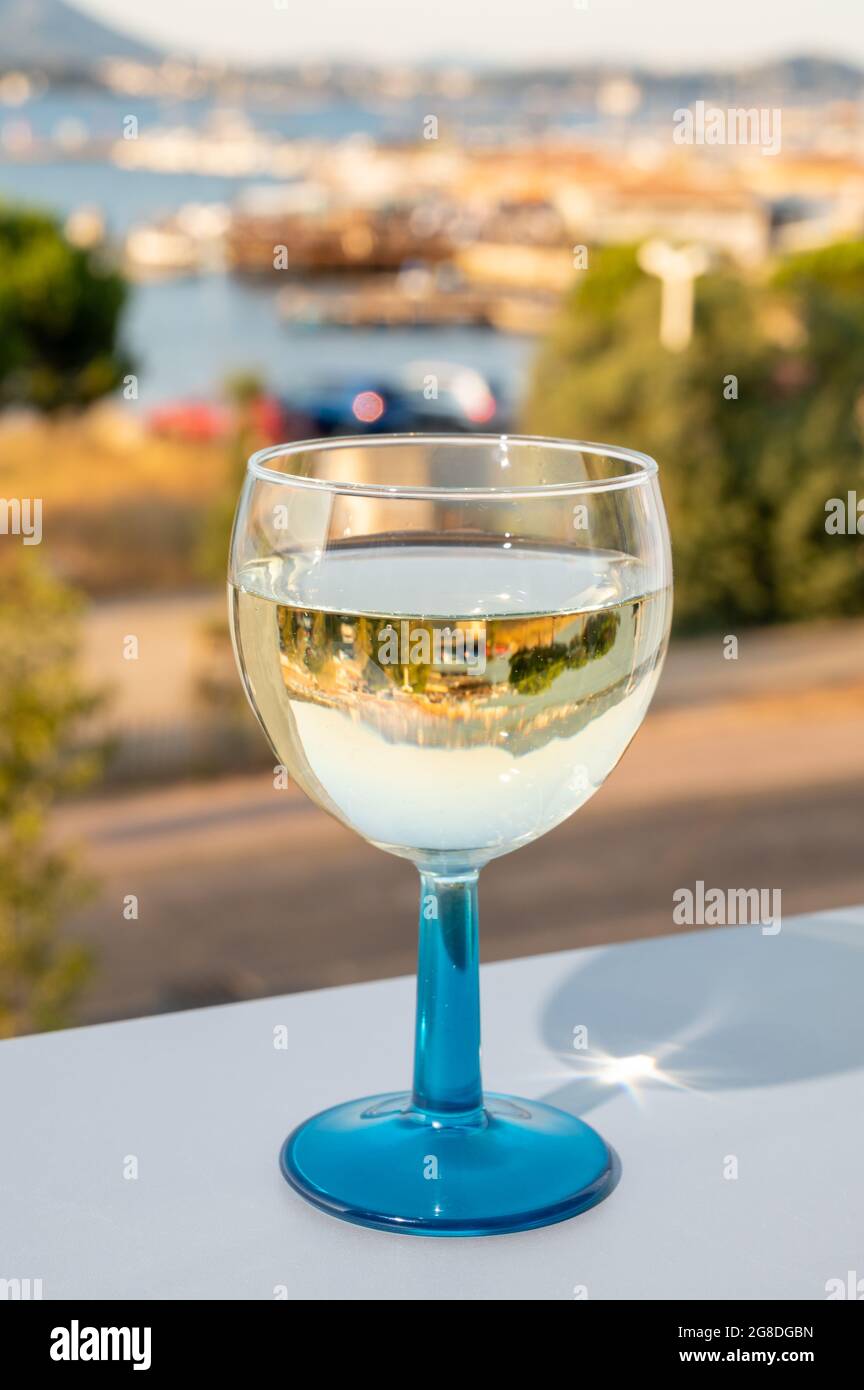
[0,0,163,69]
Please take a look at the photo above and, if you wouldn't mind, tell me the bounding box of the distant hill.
[1,6,861,110]
[0,0,164,70]
[475,54,864,104]
[747,54,864,97]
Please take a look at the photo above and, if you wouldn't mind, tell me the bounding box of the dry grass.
[0,409,230,594]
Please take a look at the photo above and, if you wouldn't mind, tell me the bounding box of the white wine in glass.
[229,435,672,1235]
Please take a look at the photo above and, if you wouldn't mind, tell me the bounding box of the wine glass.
[229,434,672,1236]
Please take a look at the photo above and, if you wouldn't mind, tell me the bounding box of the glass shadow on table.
[537,917,864,1117]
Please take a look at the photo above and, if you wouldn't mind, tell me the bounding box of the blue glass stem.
[282,863,615,1232]
[411,869,484,1122]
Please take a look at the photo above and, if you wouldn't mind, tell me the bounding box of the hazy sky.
[73,0,863,68]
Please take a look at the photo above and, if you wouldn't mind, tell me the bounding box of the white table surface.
[2,907,863,1301]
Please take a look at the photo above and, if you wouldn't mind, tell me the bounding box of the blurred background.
[1,0,864,1036]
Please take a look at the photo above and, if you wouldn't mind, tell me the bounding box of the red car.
[149,396,300,444]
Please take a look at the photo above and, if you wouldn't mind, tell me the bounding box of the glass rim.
[246,433,658,500]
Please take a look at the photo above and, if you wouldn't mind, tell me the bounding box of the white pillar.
[637,240,709,352]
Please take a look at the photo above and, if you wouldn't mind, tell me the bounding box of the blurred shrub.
[0,205,131,411]
[0,554,101,1036]
[196,372,270,582]
[523,241,864,630]
[53,496,203,596]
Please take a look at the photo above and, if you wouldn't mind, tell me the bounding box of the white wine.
[230,543,670,866]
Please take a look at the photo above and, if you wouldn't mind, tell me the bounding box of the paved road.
[56,649,864,1025]
[82,591,218,732]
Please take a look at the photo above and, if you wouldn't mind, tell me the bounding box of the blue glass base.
[280,1092,614,1236]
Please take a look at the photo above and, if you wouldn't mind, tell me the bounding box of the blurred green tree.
[0,554,100,1037]
[523,241,864,630]
[0,205,130,411]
